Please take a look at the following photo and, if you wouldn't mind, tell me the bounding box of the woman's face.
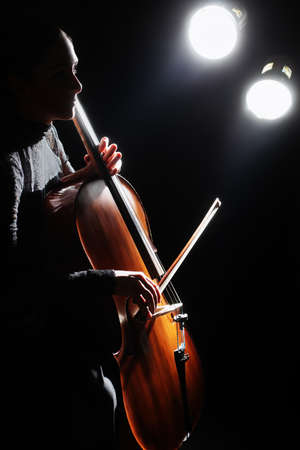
[13,30,82,124]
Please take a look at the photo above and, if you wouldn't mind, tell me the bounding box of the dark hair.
[0,11,72,122]
[0,12,69,80]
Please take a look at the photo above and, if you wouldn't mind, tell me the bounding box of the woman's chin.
[54,107,76,121]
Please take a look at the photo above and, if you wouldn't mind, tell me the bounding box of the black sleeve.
[0,152,117,335]
[68,269,116,295]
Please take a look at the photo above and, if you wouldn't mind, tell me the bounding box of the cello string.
[166,283,181,305]
[155,254,172,304]
[75,99,187,308]
[156,253,180,305]
[74,99,166,280]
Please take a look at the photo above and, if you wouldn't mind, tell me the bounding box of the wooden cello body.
[75,177,204,449]
[45,100,205,449]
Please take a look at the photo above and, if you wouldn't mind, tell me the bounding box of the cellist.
[0,13,160,450]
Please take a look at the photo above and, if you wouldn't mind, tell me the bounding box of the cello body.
[46,175,204,449]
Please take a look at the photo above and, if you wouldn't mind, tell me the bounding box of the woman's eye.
[51,70,65,79]
[51,67,78,80]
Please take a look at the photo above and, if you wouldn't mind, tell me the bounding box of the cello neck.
[73,99,165,279]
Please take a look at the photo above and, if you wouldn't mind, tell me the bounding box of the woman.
[0,14,159,449]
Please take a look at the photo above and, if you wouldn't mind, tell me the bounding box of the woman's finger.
[106,153,122,170]
[101,144,118,161]
[98,136,109,153]
[109,158,122,175]
[136,273,160,305]
[133,280,155,314]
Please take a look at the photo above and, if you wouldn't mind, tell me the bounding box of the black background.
[26,1,300,448]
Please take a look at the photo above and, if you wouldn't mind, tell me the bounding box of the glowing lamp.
[246,61,294,120]
[188,4,246,60]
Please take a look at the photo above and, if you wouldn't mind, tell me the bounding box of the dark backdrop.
[26,1,300,448]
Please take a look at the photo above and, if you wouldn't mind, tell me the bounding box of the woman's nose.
[70,73,82,94]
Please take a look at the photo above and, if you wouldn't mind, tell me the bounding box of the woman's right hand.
[113,270,160,319]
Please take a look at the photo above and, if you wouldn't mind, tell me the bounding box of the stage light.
[246,61,294,120]
[188,4,246,60]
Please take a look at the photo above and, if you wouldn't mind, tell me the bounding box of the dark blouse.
[0,117,120,448]
[0,117,116,345]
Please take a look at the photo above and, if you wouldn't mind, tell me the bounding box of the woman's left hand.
[60,137,122,187]
[84,136,122,176]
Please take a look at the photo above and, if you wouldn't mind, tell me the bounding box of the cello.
[45,99,220,449]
